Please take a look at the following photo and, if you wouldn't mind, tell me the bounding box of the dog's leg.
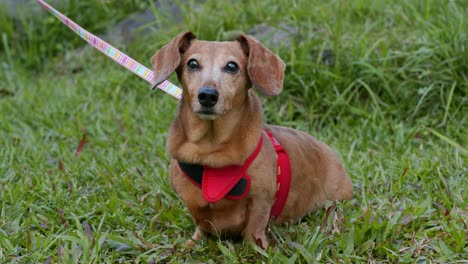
[186,226,202,247]
[243,205,271,249]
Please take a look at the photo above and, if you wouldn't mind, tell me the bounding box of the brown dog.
[151,32,353,248]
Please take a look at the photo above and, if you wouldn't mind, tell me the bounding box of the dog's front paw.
[186,226,202,247]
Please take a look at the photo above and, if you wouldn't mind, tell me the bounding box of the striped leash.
[36,0,182,100]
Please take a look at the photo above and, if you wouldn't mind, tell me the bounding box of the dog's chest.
[170,162,250,234]
[190,196,249,235]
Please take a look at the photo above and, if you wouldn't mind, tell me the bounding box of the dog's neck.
[167,91,263,167]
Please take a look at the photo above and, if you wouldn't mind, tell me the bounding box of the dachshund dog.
[151,32,353,248]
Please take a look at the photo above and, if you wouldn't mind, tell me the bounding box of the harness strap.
[178,162,250,199]
[177,131,291,219]
[202,135,263,202]
[266,131,291,220]
[178,135,263,203]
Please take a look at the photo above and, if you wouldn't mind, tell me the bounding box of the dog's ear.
[237,34,285,96]
[151,31,196,88]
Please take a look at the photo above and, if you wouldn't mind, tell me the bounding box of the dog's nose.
[198,87,219,107]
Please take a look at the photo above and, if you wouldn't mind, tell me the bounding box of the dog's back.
[266,125,353,223]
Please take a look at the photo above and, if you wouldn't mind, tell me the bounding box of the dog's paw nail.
[255,238,266,249]
[186,239,196,248]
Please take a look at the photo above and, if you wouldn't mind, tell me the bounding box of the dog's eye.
[224,61,239,74]
[187,59,200,71]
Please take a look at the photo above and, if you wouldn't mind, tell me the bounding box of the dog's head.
[151,32,285,120]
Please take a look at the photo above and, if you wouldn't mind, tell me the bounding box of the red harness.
[265,131,291,219]
[178,131,291,219]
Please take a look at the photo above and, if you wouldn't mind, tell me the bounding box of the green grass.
[0,0,150,69]
[1,0,467,262]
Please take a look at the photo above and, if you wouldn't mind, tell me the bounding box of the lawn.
[0,0,466,263]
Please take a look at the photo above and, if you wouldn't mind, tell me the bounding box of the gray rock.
[1,0,183,46]
[247,23,299,49]
[1,0,67,17]
[102,0,182,45]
